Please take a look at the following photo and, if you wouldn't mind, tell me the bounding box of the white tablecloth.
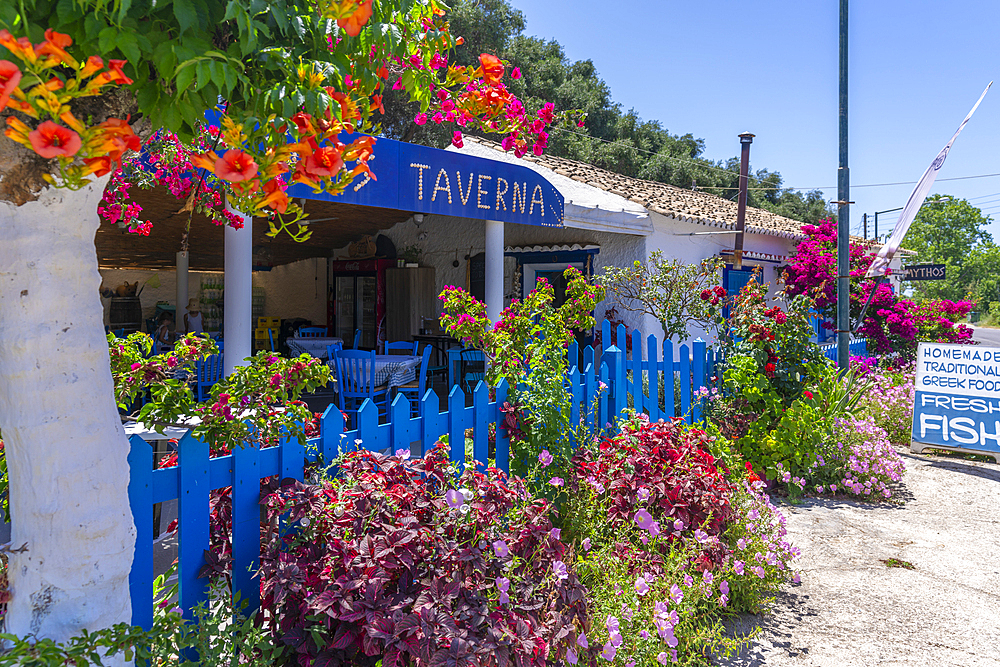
[287,337,344,360]
[328,354,423,390]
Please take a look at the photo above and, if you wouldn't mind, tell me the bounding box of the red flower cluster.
[699,285,727,305]
[573,418,735,539]
[763,306,787,325]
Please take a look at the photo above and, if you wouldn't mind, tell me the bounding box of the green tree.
[903,195,997,303]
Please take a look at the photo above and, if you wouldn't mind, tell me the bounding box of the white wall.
[642,213,801,345]
[252,257,328,325]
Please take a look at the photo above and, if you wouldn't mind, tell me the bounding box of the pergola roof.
[95,185,412,271]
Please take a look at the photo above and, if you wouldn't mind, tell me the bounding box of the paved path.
[717,447,1000,667]
[969,324,1000,348]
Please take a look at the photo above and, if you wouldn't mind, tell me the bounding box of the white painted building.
[97,135,901,349]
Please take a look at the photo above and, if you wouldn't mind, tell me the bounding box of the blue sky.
[508,0,1000,241]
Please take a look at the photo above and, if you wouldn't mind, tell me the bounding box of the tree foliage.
[0,0,577,227]
[600,251,727,342]
[903,194,999,309]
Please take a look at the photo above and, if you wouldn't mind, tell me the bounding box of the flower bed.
[562,416,798,663]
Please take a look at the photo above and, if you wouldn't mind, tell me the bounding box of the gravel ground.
[716,447,1000,667]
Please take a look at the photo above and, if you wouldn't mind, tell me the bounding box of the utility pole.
[863,212,867,239]
[733,132,754,270]
[836,0,851,370]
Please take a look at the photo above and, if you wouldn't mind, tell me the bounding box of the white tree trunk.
[0,177,135,647]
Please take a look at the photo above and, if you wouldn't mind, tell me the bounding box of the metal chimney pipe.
[733,132,755,270]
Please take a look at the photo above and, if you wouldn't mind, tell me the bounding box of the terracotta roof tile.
[466,136,813,240]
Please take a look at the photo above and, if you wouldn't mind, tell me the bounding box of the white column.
[485,219,504,324]
[176,250,189,332]
[224,199,253,375]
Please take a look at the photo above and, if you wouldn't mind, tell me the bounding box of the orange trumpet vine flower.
[260,179,290,214]
[337,0,373,37]
[478,53,504,86]
[302,146,345,178]
[35,29,77,69]
[0,30,36,64]
[28,120,82,159]
[214,149,259,182]
[0,60,21,113]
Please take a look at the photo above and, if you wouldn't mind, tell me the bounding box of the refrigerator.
[329,259,393,350]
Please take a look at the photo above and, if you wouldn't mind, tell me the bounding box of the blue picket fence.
[126,326,716,629]
[818,337,869,361]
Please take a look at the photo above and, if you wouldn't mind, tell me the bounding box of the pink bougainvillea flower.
[451,130,463,148]
[414,112,428,125]
[538,449,553,467]
[28,120,82,159]
[511,66,521,79]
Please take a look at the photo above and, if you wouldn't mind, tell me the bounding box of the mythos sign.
[287,135,564,227]
[911,342,1000,462]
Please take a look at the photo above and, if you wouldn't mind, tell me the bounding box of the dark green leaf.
[195,60,211,92]
[174,63,196,94]
[173,0,198,35]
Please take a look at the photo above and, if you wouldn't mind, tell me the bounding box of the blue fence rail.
[818,337,869,361]
[127,327,716,629]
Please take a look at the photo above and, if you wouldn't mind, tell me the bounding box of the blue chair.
[352,329,361,349]
[298,326,328,338]
[326,341,344,359]
[195,353,225,401]
[460,348,486,393]
[384,340,418,355]
[396,344,433,416]
[331,349,389,423]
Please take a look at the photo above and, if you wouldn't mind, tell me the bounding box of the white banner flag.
[866,82,992,278]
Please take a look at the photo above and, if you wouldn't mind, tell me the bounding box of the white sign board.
[911,342,1000,462]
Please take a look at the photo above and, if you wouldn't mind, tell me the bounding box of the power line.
[549,125,1000,193]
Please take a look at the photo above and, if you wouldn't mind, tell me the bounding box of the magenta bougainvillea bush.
[783,220,974,357]
[256,446,596,667]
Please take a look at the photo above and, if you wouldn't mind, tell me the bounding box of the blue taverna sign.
[286,135,564,227]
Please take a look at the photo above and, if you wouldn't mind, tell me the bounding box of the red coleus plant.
[572,418,735,540]
[255,445,596,667]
